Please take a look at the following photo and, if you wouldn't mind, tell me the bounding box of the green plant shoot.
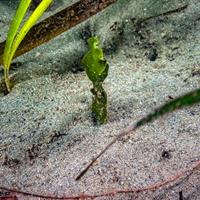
[81,36,109,124]
[3,0,53,92]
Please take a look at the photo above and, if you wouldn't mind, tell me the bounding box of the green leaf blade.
[136,88,200,127]
[3,0,31,68]
[2,0,53,91]
[8,0,53,67]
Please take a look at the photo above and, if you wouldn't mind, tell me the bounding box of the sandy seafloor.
[0,0,200,199]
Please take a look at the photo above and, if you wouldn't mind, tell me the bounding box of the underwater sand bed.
[0,0,199,199]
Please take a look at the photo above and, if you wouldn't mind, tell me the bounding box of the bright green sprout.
[3,0,53,92]
[82,36,109,124]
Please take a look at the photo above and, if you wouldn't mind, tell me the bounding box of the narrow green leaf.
[3,0,31,69]
[7,0,53,67]
[3,0,31,91]
[136,88,200,128]
[3,0,53,91]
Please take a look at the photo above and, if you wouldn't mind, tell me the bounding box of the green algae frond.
[82,36,109,124]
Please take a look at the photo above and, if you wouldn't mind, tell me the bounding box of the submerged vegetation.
[0,1,199,127]
[0,0,199,198]
[3,0,52,92]
[82,36,109,124]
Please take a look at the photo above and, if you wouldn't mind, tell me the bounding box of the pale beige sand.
[0,0,199,199]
